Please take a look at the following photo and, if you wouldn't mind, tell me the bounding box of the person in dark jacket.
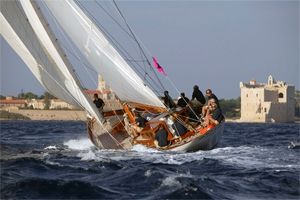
[93,93,105,115]
[205,89,219,106]
[155,127,168,147]
[192,85,206,105]
[163,91,176,109]
[177,92,190,108]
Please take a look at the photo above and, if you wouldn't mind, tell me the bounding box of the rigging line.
[95,0,148,72]
[109,2,191,109]
[116,0,202,119]
[166,76,200,121]
[62,45,98,74]
[124,59,147,63]
[74,1,163,95]
[112,0,166,92]
[172,113,197,132]
[93,0,135,41]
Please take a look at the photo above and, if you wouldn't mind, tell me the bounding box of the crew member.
[163,90,176,109]
[205,89,219,106]
[177,92,190,108]
[93,93,105,115]
[192,85,206,105]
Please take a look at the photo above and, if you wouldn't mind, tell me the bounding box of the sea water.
[1,121,299,199]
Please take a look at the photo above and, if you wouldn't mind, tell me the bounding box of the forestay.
[43,0,165,108]
[0,0,104,124]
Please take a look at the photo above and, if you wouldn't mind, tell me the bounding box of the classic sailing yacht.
[0,0,224,152]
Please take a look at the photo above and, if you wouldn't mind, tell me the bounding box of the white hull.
[170,122,225,152]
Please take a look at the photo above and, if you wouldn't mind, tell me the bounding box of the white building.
[240,75,295,123]
[49,99,78,110]
[27,99,45,109]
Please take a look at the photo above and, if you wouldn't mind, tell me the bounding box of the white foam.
[44,160,63,167]
[78,150,98,161]
[79,149,201,165]
[200,146,300,169]
[160,173,193,188]
[131,144,160,153]
[64,142,300,169]
[145,170,152,177]
[44,145,57,150]
[64,138,93,150]
[161,176,181,187]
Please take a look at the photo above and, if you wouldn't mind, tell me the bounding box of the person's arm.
[208,116,219,125]
[192,92,195,100]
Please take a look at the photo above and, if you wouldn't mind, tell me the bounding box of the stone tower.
[240,75,295,122]
[96,74,117,100]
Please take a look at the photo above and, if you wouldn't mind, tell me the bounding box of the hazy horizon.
[1,0,299,99]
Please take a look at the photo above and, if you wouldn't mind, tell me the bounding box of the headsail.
[42,0,165,108]
[0,0,104,124]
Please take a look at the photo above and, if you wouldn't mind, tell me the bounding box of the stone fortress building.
[240,75,295,123]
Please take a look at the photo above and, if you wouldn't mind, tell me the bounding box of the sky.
[0,0,299,99]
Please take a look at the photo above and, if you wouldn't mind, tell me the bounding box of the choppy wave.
[1,121,299,199]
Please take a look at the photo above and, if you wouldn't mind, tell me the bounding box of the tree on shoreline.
[43,92,55,110]
[17,92,38,99]
[219,97,241,118]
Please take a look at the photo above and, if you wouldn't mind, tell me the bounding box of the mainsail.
[42,0,165,108]
[0,0,104,124]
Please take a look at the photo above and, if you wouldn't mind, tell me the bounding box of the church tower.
[97,74,106,91]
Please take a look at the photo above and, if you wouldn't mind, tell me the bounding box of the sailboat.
[1,0,224,152]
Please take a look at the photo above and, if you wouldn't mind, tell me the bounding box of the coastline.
[1,110,299,123]
[1,110,86,121]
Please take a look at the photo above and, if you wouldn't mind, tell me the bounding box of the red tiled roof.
[0,99,27,104]
[84,89,111,94]
[84,90,100,94]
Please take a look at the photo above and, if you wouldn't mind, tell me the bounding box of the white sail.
[43,0,165,108]
[0,0,104,124]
